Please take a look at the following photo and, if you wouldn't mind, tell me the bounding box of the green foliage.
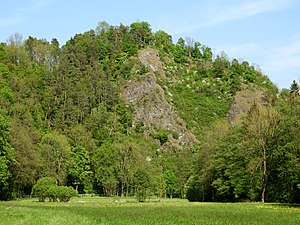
[32,177,77,202]
[39,132,71,185]
[163,170,179,198]
[47,185,78,202]
[10,121,40,197]
[290,80,299,97]
[151,129,168,145]
[68,146,93,193]
[93,141,119,196]
[170,75,231,136]
[171,131,179,139]
[93,135,154,197]
[0,87,14,104]
[154,30,173,55]
[0,21,297,204]
[185,175,202,202]
[130,21,153,47]
[133,169,151,202]
[0,110,14,200]
[32,177,57,202]
[211,128,249,201]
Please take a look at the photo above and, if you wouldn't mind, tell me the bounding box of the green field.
[0,197,299,225]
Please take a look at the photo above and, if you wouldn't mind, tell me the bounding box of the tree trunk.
[261,145,267,203]
[126,185,129,198]
[121,181,124,197]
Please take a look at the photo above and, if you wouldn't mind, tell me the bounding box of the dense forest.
[0,21,299,202]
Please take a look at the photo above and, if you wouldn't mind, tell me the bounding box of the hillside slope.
[2,22,296,203]
[122,48,198,148]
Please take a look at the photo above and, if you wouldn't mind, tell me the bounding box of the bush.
[151,129,168,145]
[56,186,78,202]
[47,185,59,202]
[32,177,78,202]
[172,131,179,139]
[32,177,57,202]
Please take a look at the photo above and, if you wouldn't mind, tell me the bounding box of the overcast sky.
[1,0,300,89]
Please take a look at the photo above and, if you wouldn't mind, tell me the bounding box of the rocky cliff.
[121,48,198,147]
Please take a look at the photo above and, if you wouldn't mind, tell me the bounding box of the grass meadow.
[0,197,299,225]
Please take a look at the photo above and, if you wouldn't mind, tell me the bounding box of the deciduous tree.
[244,104,281,202]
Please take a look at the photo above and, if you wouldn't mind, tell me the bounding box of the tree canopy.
[0,21,299,203]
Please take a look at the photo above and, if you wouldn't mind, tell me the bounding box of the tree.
[50,38,60,66]
[191,41,202,59]
[212,127,248,202]
[10,121,40,197]
[213,52,230,77]
[154,30,173,54]
[133,168,151,202]
[118,135,153,197]
[24,36,50,65]
[6,33,29,66]
[0,109,14,200]
[172,149,194,198]
[174,37,187,63]
[201,45,213,61]
[164,170,178,198]
[186,174,204,202]
[130,21,153,47]
[185,37,195,57]
[95,21,110,35]
[151,129,168,145]
[39,132,71,185]
[116,138,138,197]
[290,80,299,99]
[186,121,229,202]
[270,94,300,202]
[68,146,92,193]
[92,141,119,196]
[67,124,96,153]
[244,104,281,202]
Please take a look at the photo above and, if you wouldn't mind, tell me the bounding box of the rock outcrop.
[228,83,266,124]
[121,48,198,147]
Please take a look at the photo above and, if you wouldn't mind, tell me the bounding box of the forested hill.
[0,21,299,203]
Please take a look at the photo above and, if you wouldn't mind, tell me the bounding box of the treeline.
[0,21,299,203]
[0,22,195,200]
[187,84,300,203]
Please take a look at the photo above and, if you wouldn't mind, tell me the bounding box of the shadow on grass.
[277,203,300,208]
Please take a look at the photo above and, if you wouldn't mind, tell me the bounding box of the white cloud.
[17,0,50,13]
[165,0,295,35]
[0,17,24,28]
[215,43,261,59]
[261,38,300,88]
[264,39,300,72]
[0,0,50,28]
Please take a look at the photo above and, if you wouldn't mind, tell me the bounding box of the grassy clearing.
[0,197,299,225]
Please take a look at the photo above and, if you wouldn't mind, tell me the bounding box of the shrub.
[47,185,59,202]
[172,131,179,139]
[31,177,57,202]
[32,177,78,202]
[151,129,168,145]
[56,186,78,202]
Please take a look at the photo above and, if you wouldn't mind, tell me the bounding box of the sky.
[1,0,300,89]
